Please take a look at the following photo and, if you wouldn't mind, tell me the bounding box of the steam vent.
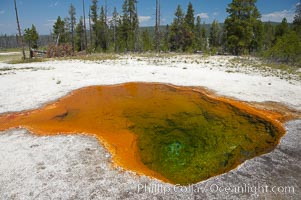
[0,83,285,185]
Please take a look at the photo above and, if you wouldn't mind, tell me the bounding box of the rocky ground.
[0,53,300,199]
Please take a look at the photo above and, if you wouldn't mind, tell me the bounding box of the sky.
[0,0,299,35]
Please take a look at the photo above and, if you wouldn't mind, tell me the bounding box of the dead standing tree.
[89,9,93,47]
[14,0,26,60]
[155,0,161,52]
[82,0,88,50]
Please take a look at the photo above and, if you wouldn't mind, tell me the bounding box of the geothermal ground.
[0,53,300,199]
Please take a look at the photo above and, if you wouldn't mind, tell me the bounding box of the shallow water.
[0,83,285,185]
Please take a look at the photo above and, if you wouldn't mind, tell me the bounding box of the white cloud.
[50,1,59,8]
[84,18,91,27]
[139,16,152,23]
[44,19,56,27]
[0,10,5,15]
[261,10,295,23]
[213,12,219,17]
[196,13,209,19]
[161,18,167,23]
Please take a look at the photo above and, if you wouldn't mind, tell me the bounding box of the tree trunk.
[71,25,74,53]
[82,0,88,50]
[155,0,161,52]
[14,0,26,60]
[89,10,93,47]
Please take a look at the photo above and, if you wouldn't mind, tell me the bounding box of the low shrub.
[46,44,73,58]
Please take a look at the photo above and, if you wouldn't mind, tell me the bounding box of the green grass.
[229,57,301,81]
[0,50,45,64]
[0,54,23,63]
[0,48,22,53]
[8,58,45,64]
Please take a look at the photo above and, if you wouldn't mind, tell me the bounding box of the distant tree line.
[3,0,301,65]
[0,33,52,49]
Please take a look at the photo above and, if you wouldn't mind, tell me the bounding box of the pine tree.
[90,0,98,27]
[266,3,301,66]
[183,2,195,51]
[53,16,66,45]
[129,0,139,51]
[23,28,32,51]
[111,7,119,52]
[194,16,203,51]
[209,20,221,48]
[263,22,275,50]
[224,0,262,55]
[141,30,153,51]
[275,18,289,38]
[75,17,85,51]
[117,17,126,52]
[89,9,93,46]
[169,5,185,51]
[120,0,139,51]
[250,19,263,53]
[120,0,130,51]
[24,24,39,51]
[185,2,195,30]
[293,0,301,34]
[69,4,76,52]
[99,6,109,51]
[64,17,71,43]
[82,0,88,50]
[267,31,301,64]
[201,23,207,50]
[162,25,170,51]
[90,0,100,49]
[155,0,161,52]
